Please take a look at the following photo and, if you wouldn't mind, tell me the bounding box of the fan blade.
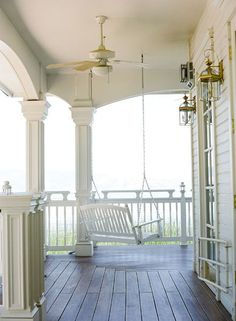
[46,60,93,69]
[112,59,149,68]
[74,61,100,71]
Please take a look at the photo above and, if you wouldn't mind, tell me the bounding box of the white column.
[0,193,46,321]
[71,104,96,256]
[21,100,49,193]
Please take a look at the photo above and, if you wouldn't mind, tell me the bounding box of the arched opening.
[93,93,192,192]
[0,91,25,191]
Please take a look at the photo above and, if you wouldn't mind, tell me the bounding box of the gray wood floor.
[45,245,232,321]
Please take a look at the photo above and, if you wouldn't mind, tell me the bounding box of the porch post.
[180,182,188,246]
[0,193,46,321]
[71,102,96,256]
[21,100,49,193]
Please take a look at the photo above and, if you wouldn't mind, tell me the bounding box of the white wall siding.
[191,0,236,316]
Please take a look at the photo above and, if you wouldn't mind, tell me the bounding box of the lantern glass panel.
[200,79,221,102]
[179,109,194,126]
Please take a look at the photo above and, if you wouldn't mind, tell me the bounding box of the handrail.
[198,237,231,293]
[98,189,176,200]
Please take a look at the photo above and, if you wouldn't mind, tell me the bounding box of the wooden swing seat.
[79,203,161,245]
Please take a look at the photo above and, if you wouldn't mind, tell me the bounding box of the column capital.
[71,106,96,126]
[21,100,49,121]
[0,193,45,212]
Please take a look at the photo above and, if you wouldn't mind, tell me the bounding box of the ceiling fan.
[46,15,147,76]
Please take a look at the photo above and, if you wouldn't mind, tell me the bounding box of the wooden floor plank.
[114,271,126,293]
[100,268,115,291]
[46,262,77,311]
[140,292,158,321]
[126,271,139,293]
[181,271,230,321]
[158,270,178,292]
[109,293,126,321]
[137,271,151,293]
[44,259,60,277]
[88,267,105,293]
[75,292,99,321]
[47,293,71,321]
[148,271,175,321]
[170,271,209,321]
[126,292,142,321]
[167,291,192,321]
[92,269,115,321]
[61,264,82,294]
[45,261,71,293]
[159,271,192,321]
[59,265,96,321]
[92,291,113,321]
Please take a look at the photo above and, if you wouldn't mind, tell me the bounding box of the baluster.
[64,205,67,246]
[180,182,187,246]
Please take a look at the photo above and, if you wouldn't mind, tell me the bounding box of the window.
[202,98,216,277]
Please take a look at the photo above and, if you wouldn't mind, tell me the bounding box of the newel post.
[180,182,188,246]
[0,193,46,321]
[71,102,96,256]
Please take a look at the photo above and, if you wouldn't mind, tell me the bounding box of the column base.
[75,241,94,256]
[0,306,40,321]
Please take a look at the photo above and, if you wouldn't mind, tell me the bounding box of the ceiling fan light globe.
[89,49,115,59]
[92,65,112,76]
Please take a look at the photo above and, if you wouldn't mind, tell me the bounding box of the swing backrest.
[79,203,139,244]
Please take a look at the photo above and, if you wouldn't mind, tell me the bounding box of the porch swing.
[79,56,162,245]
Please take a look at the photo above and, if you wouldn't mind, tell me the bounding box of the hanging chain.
[138,54,147,223]
[141,54,146,180]
[137,54,160,223]
[91,176,101,200]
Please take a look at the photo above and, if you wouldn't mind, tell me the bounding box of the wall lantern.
[198,29,224,102]
[179,95,196,126]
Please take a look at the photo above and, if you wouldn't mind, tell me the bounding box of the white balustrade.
[45,191,77,252]
[45,183,192,253]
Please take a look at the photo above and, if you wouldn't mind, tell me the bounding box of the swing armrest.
[133,218,162,228]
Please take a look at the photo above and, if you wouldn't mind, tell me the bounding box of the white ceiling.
[0,0,207,74]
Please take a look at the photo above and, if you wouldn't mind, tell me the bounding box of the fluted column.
[21,100,49,193]
[71,103,95,256]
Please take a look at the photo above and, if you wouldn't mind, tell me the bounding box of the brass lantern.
[199,58,223,102]
[179,95,196,126]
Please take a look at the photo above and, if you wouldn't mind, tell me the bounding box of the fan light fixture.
[179,95,196,126]
[199,29,224,101]
[92,65,112,76]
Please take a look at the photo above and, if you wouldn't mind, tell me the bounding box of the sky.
[93,94,192,193]
[0,92,192,194]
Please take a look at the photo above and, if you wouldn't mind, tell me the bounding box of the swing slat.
[79,203,161,245]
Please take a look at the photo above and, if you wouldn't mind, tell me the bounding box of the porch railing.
[45,182,192,252]
[45,191,77,252]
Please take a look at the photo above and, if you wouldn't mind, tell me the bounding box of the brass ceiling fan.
[46,15,147,76]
